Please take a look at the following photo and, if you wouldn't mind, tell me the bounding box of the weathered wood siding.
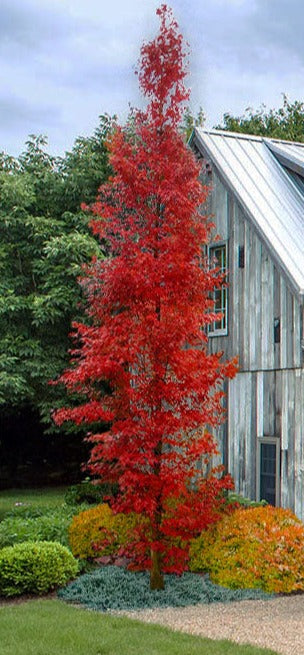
[228,369,304,519]
[203,165,304,519]
[208,170,303,370]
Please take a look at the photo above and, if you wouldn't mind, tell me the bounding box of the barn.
[190,128,304,519]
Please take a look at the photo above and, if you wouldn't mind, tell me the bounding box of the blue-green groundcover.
[58,565,272,611]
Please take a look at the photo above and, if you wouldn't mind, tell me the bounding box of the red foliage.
[54,5,237,585]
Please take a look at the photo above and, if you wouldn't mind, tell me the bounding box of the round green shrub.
[189,505,304,593]
[0,541,79,597]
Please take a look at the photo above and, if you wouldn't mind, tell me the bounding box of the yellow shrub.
[189,505,304,593]
[68,504,141,559]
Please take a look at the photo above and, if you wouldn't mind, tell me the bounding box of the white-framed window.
[256,436,280,506]
[208,242,228,335]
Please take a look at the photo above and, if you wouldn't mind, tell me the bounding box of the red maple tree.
[55,5,237,589]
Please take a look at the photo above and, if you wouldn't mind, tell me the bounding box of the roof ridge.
[264,136,304,147]
[197,128,304,147]
[196,128,263,142]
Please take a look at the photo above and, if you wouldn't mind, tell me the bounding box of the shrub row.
[2,493,304,598]
[68,503,304,594]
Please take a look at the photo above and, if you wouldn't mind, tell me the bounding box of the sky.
[1,0,304,157]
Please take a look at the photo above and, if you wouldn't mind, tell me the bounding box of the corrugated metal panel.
[194,128,304,297]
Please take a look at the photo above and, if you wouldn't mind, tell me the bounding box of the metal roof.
[193,128,304,298]
[265,138,304,177]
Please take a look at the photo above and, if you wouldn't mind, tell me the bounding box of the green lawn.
[0,487,67,517]
[0,599,278,655]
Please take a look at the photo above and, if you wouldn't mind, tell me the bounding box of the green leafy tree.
[0,116,116,410]
[216,94,304,141]
[0,118,115,484]
[58,114,115,213]
[0,140,96,410]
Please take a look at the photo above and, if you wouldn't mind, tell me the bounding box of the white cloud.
[0,0,304,155]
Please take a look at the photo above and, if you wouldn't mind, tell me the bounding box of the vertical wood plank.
[273,268,280,369]
[228,376,236,486]
[243,220,250,370]
[294,369,303,518]
[287,370,295,511]
[213,174,228,240]
[280,279,287,368]
[249,372,257,499]
[261,251,273,369]
[267,261,274,369]
[244,372,254,497]
[237,207,245,370]
[221,378,229,471]
[280,368,290,509]
[263,371,275,437]
[280,450,289,510]
[254,237,262,369]
[256,371,263,437]
[237,375,245,494]
[249,230,257,369]
[275,369,282,438]
[293,297,301,367]
[286,288,293,367]
[281,370,289,450]
[231,199,239,361]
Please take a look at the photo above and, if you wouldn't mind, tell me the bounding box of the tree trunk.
[149,201,165,593]
[150,548,164,590]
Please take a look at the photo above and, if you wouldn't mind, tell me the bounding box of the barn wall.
[204,168,304,519]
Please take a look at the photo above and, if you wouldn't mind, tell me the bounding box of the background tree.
[181,106,205,140]
[58,114,114,213]
[0,117,115,486]
[216,94,304,141]
[55,5,236,589]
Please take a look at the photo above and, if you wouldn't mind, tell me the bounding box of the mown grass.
[0,487,67,520]
[0,599,278,655]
